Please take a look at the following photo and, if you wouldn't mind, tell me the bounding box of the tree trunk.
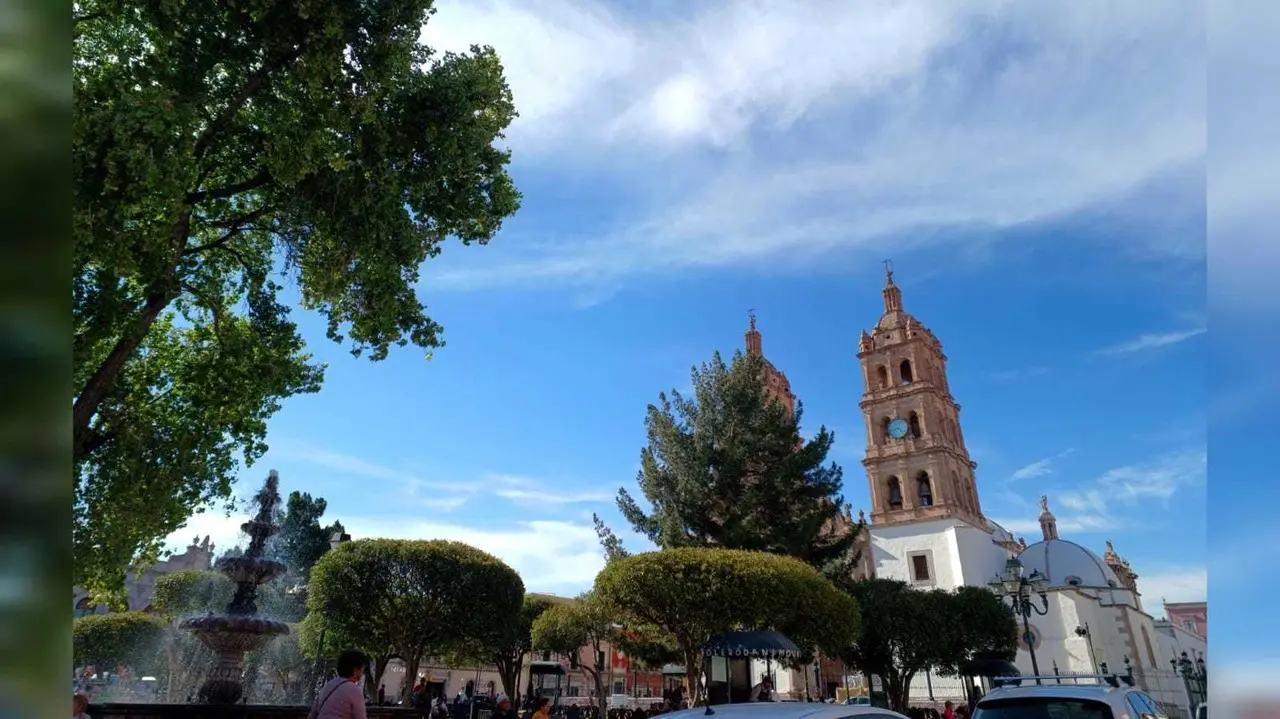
[498,653,523,700]
[682,649,703,707]
[73,212,191,462]
[402,653,423,704]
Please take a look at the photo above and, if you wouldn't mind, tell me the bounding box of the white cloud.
[494,488,614,505]
[420,0,1204,289]
[164,512,613,593]
[1009,449,1074,481]
[269,439,478,495]
[1138,566,1206,607]
[990,514,1118,537]
[1090,328,1206,357]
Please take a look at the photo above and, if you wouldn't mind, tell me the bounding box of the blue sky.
[168,0,1230,654]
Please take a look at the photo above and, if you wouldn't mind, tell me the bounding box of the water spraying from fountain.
[180,470,291,704]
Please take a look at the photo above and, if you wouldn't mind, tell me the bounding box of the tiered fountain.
[181,470,291,704]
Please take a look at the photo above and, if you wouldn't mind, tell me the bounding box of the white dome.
[1016,538,1121,589]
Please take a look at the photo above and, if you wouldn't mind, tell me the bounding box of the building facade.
[850,267,1206,718]
[73,536,217,616]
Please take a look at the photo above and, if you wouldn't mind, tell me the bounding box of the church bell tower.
[858,263,984,528]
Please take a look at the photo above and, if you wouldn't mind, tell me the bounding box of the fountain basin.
[215,557,287,585]
[181,615,290,654]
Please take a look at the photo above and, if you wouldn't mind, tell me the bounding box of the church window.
[908,411,922,438]
[917,472,933,506]
[899,359,914,384]
[887,477,903,509]
[875,366,889,390]
[881,417,892,442]
[909,553,932,583]
[1182,618,1199,634]
[1064,576,1082,586]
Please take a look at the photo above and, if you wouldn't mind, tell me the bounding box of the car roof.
[663,704,906,719]
[979,684,1130,702]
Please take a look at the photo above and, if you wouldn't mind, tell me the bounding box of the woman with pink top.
[309,650,369,719]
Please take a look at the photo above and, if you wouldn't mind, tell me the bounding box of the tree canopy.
[599,351,858,577]
[530,594,615,715]
[833,578,1015,712]
[274,490,344,581]
[72,0,521,599]
[151,569,235,617]
[307,539,525,702]
[72,612,168,674]
[594,548,861,706]
[460,594,555,699]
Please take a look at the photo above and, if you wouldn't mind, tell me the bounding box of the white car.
[974,678,1172,718]
[665,701,906,719]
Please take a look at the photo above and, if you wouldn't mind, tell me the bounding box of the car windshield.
[973,698,1114,719]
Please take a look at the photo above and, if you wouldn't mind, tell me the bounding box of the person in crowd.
[749,677,778,702]
[308,649,368,719]
[72,693,90,719]
[532,696,552,719]
[943,700,957,719]
[493,693,519,719]
[565,702,582,719]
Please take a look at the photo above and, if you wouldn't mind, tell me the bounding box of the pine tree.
[600,350,858,577]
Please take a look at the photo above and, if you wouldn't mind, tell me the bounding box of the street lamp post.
[1073,624,1099,675]
[988,557,1051,685]
[1171,651,1207,708]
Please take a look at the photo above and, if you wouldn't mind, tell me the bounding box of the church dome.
[1016,538,1122,589]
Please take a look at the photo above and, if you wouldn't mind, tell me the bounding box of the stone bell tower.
[858,262,984,529]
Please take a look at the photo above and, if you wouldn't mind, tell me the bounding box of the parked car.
[664,701,905,719]
[973,676,1171,719]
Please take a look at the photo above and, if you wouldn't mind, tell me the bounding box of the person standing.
[532,697,552,719]
[308,650,368,719]
[943,701,956,719]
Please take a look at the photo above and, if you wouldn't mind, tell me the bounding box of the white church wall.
[869,518,965,589]
[952,526,1010,587]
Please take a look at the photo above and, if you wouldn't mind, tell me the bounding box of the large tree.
[594,548,861,707]
[599,351,858,577]
[456,594,555,700]
[307,539,525,702]
[72,0,521,599]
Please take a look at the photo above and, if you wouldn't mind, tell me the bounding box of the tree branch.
[185,170,272,205]
[192,68,275,163]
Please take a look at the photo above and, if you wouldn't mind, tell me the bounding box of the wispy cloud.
[1090,327,1206,357]
[420,0,1203,290]
[268,439,477,494]
[991,514,1120,537]
[167,512,635,593]
[493,487,614,505]
[1049,450,1205,529]
[1010,449,1074,481]
[1139,565,1207,607]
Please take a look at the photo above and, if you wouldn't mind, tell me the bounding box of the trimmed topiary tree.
[307,538,525,702]
[73,612,168,676]
[594,547,861,705]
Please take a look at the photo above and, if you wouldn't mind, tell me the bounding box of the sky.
[159,0,1280,682]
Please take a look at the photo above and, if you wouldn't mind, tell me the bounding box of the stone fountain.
[181,470,291,704]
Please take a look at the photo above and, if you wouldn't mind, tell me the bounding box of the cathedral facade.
[844,267,1206,717]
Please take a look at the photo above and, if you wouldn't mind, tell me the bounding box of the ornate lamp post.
[1171,651,1207,707]
[988,556,1051,685]
[1073,624,1099,675]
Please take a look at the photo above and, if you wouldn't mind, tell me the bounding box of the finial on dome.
[745,310,762,355]
[1038,495,1059,540]
[881,260,903,312]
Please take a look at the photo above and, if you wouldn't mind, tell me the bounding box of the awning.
[702,630,802,659]
[529,661,567,676]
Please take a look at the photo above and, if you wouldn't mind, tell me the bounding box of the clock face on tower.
[887,418,910,440]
